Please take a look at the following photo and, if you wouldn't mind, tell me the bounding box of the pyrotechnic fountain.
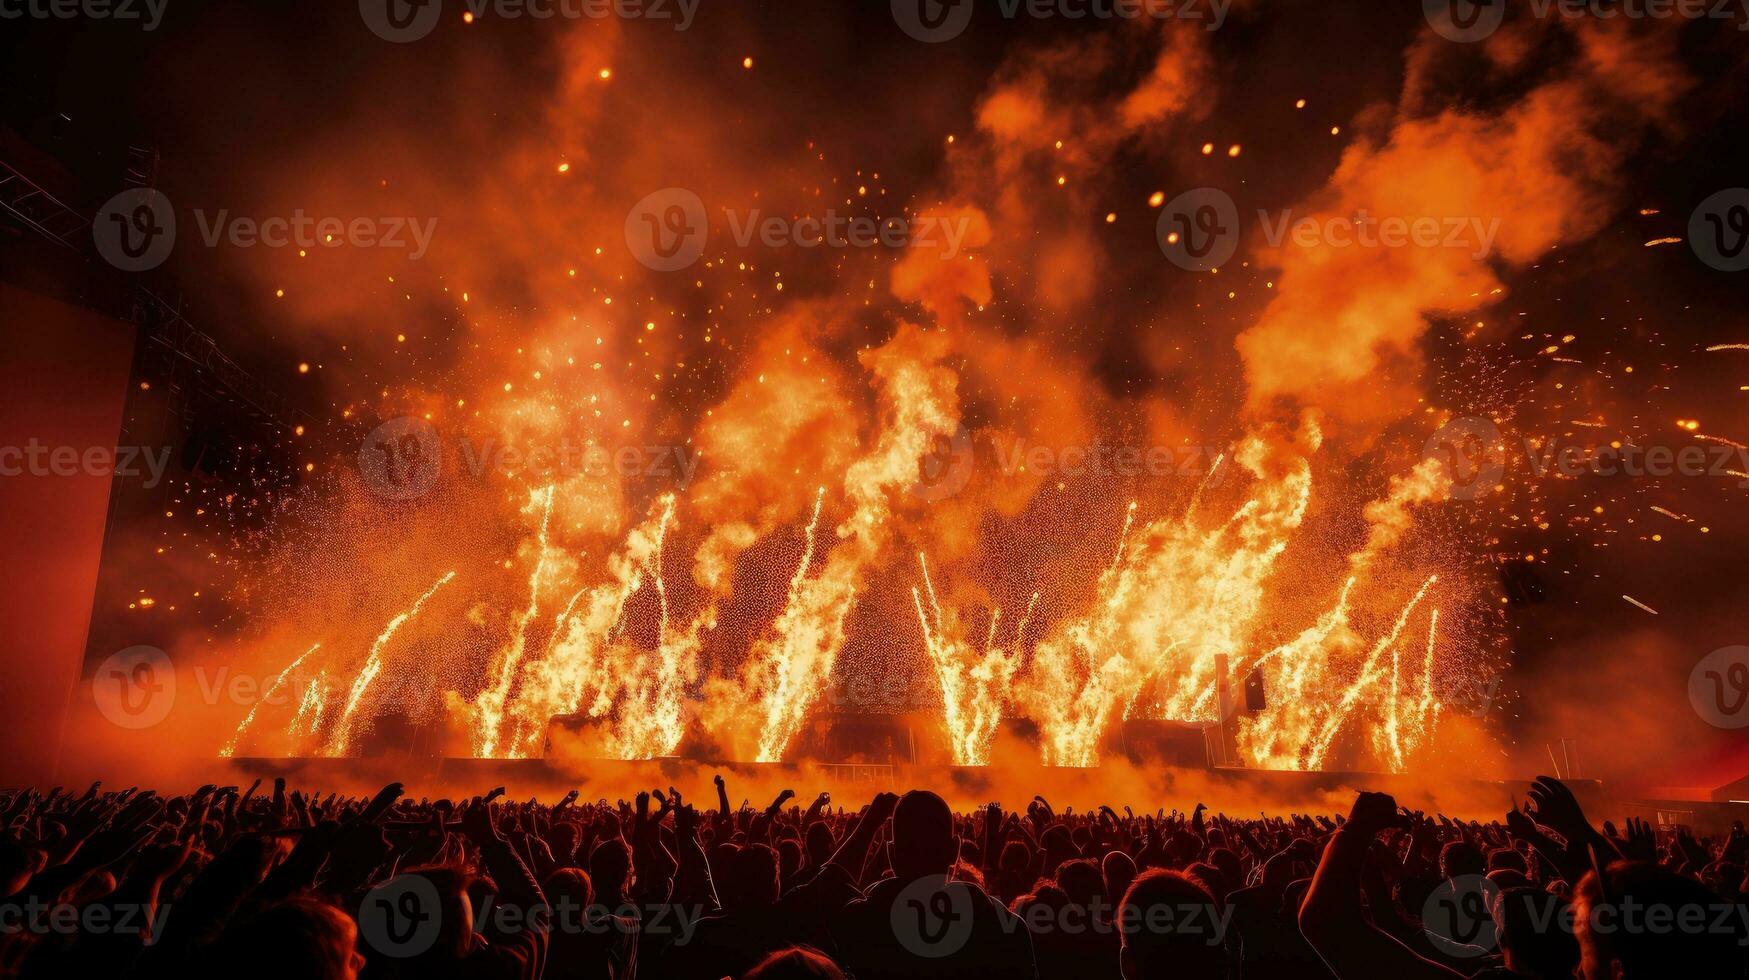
[203,9,1697,781]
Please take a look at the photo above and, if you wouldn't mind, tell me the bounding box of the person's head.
[951,859,986,888]
[1000,839,1030,874]
[1440,840,1485,880]
[805,821,835,867]
[589,837,633,905]
[1012,882,1069,916]
[391,867,476,962]
[214,898,363,980]
[547,821,578,861]
[1185,862,1226,900]
[724,843,781,909]
[543,866,593,921]
[1056,858,1104,907]
[1119,870,1228,979]
[778,838,804,879]
[1574,860,1744,979]
[1488,868,1531,892]
[743,945,847,980]
[1488,846,1528,875]
[1492,886,1578,980]
[1103,849,1137,905]
[1208,848,1241,892]
[888,790,956,879]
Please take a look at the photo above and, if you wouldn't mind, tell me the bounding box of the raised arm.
[1299,792,1464,980]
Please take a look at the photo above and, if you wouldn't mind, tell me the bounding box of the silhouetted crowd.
[2,773,1746,978]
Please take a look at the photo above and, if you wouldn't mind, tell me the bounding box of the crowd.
[1,773,1745,978]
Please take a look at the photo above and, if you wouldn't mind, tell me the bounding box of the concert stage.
[225,754,1575,821]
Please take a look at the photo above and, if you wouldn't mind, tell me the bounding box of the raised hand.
[1526,776,1594,842]
[867,791,900,823]
[675,803,700,841]
[1620,817,1656,862]
[1505,806,1542,842]
[356,782,405,825]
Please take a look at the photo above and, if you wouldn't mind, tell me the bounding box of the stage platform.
[225,755,1596,820]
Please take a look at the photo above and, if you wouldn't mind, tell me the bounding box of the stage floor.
[225,755,1566,820]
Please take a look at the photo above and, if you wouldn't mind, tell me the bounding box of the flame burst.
[729,326,961,762]
[1021,427,1315,767]
[325,570,456,756]
[913,553,1039,766]
[207,9,1642,776]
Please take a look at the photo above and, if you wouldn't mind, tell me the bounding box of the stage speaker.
[1119,719,1210,768]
